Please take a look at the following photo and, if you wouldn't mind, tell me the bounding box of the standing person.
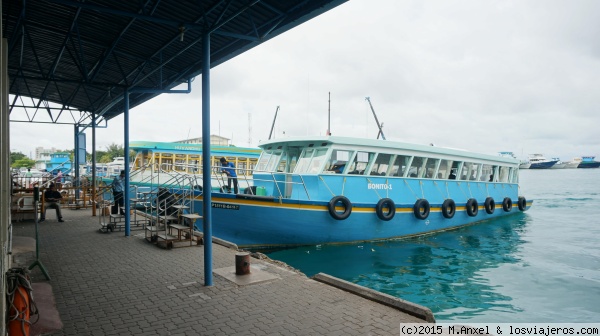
[220,157,238,194]
[41,183,64,222]
[25,168,32,188]
[56,170,63,189]
[111,170,126,215]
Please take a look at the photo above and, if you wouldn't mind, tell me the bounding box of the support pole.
[124,89,131,236]
[202,31,213,286]
[91,113,96,216]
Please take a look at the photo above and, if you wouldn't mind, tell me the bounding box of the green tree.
[12,158,36,169]
[105,143,125,160]
[10,152,27,166]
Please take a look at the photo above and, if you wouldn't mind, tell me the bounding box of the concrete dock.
[11,208,432,335]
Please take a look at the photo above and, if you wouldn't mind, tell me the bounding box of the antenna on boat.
[248,113,252,145]
[327,92,331,136]
[268,106,280,140]
[365,97,386,140]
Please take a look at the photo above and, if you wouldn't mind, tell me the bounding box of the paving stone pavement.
[12,208,426,335]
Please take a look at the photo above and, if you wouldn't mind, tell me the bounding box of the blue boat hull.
[529,161,557,169]
[190,194,532,248]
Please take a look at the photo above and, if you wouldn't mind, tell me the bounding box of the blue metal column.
[201,31,213,286]
[124,88,131,236]
[74,125,80,199]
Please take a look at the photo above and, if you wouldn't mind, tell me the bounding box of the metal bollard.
[235,252,251,275]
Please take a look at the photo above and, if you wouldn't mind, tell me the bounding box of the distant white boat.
[564,158,581,169]
[106,157,125,176]
[519,161,531,169]
[550,158,567,169]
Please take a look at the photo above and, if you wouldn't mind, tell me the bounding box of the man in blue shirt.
[111,170,125,215]
[220,157,238,194]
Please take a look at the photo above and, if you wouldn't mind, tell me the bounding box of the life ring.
[441,199,456,219]
[502,197,512,212]
[484,197,495,214]
[328,196,352,220]
[518,197,527,211]
[466,198,478,217]
[375,198,396,221]
[413,199,430,220]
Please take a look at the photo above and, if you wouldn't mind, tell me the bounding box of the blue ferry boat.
[191,136,532,248]
[577,156,600,169]
[117,141,262,190]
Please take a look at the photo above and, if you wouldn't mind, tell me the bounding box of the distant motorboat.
[519,161,531,169]
[550,158,567,169]
[564,158,580,169]
[577,156,600,169]
[527,154,557,169]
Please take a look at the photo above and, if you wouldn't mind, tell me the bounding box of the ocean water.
[263,169,600,322]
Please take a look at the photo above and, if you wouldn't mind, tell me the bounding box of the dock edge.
[312,272,436,322]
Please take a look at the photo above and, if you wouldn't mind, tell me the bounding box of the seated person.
[328,162,346,174]
[41,183,64,222]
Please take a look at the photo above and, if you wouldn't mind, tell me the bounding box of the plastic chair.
[16,196,36,221]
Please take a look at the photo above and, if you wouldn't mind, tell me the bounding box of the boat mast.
[365,97,386,140]
[327,92,331,136]
[268,106,280,140]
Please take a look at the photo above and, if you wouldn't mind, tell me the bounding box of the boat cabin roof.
[259,136,519,165]
[130,141,262,158]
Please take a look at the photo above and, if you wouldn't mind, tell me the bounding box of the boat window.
[308,148,329,173]
[347,151,374,175]
[460,162,479,181]
[438,160,453,179]
[326,149,351,174]
[369,153,393,176]
[266,152,282,172]
[448,161,461,180]
[408,156,427,178]
[499,166,510,182]
[511,168,518,183]
[390,155,412,177]
[424,158,440,179]
[294,148,314,173]
[255,152,272,172]
[174,156,186,172]
[481,164,494,182]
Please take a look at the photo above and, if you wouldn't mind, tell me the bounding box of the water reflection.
[263,214,531,321]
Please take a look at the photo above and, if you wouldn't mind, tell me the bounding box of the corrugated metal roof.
[2,0,347,124]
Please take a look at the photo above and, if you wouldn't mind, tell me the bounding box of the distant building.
[175,135,230,146]
[35,146,57,160]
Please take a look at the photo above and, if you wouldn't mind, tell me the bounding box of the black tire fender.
[413,199,430,220]
[484,197,495,214]
[328,196,352,220]
[518,197,527,211]
[441,199,456,219]
[502,197,512,212]
[375,198,396,221]
[466,198,479,217]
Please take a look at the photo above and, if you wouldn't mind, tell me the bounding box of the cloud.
[10,0,600,162]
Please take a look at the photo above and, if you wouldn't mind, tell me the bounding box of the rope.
[366,178,382,200]
[433,181,447,199]
[403,180,420,200]
[318,176,336,197]
[6,267,39,335]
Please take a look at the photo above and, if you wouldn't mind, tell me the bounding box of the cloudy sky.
[10,0,600,162]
